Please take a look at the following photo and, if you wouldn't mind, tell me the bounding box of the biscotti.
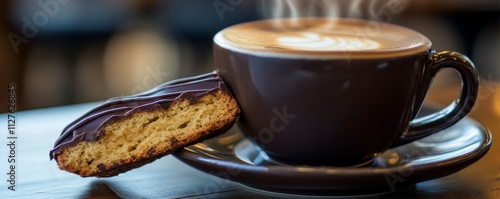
[50,72,240,177]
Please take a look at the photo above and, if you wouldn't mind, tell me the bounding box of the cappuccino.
[215,18,431,58]
[214,18,478,166]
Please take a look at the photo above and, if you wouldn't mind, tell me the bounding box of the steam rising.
[259,0,410,23]
[256,0,412,52]
[261,0,364,19]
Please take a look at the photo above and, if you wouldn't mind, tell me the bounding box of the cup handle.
[392,51,479,147]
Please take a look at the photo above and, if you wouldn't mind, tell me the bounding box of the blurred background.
[0,0,499,112]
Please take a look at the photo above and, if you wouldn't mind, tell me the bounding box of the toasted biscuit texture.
[54,90,239,177]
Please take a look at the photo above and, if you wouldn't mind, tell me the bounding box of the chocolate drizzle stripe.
[50,72,227,160]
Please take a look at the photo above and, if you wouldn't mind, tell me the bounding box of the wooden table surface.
[1,82,499,199]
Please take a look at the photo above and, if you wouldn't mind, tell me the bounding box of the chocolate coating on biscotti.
[49,72,230,160]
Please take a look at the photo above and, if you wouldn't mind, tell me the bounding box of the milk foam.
[215,18,431,58]
[277,32,380,51]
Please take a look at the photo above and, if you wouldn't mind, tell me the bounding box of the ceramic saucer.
[173,106,492,196]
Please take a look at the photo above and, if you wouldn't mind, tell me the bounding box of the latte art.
[215,18,431,58]
[277,32,380,51]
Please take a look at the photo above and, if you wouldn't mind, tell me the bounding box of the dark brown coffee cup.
[213,18,479,166]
